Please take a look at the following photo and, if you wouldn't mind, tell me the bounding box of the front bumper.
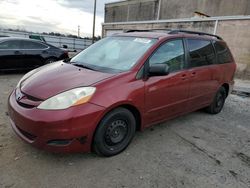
[8,90,105,153]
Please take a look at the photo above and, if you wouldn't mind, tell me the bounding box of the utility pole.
[78,25,80,37]
[92,0,97,44]
[157,0,162,20]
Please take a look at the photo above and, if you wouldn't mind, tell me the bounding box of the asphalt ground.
[0,73,249,188]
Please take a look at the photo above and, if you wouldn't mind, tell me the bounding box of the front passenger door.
[144,39,190,125]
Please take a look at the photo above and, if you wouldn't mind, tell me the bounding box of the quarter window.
[187,39,216,67]
[213,41,232,64]
[149,40,185,73]
[0,40,21,49]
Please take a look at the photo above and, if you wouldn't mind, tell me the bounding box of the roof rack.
[168,30,222,40]
[124,29,173,33]
[124,29,154,33]
[123,29,222,40]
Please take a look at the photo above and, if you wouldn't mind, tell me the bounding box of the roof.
[0,37,60,48]
[0,37,42,42]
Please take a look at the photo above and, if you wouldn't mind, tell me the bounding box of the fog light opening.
[47,139,72,146]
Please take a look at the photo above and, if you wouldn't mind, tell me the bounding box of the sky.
[0,0,119,37]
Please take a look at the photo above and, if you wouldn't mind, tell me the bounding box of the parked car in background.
[29,35,70,50]
[0,37,69,71]
[8,30,236,156]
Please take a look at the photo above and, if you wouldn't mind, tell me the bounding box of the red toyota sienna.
[8,30,236,156]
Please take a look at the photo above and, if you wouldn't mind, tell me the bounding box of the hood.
[20,61,115,99]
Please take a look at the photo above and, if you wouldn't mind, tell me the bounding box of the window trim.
[137,38,187,80]
[211,40,219,64]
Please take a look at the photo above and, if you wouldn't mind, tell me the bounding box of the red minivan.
[8,30,236,156]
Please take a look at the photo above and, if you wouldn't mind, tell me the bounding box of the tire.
[93,108,136,157]
[205,87,227,114]
[45,58,57,64]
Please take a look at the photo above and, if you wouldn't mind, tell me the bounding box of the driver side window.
[149,39,185,73]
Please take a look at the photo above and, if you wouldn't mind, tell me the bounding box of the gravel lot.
[0,73,250,188]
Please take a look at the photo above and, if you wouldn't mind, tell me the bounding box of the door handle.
[181,74,187,80]
[191,72,196,77]
[14,51,22,55]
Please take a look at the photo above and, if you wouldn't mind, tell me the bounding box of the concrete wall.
[105,4,129,22]
[128,1,158,21]
[160,0,250,19]
[105,0,250,22]
[102,19,250,79]
[216,20,250,79]
[105,0,159,22]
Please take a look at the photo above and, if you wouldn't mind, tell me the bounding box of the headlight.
[37,87,96,110]
[17,69,37,88]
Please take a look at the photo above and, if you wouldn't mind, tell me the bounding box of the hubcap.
[105,120,128,146]
[216,93,224,108]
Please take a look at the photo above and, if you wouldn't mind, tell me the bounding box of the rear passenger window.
[213,41,232,64]
[21,41,47,49]
[187,39,216,67]
[0,40,21,49]
[149,40,185,73]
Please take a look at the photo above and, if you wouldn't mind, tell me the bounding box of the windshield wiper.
[71,62,96,71]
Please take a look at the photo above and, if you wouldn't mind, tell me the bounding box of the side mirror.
[149,64,169,76]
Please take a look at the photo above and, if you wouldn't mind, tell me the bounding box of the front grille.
[17,101,36,109]
[15,89,43,109]
[16,126,37,141]
[24,93,42,102]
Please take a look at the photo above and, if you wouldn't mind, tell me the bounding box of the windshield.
[71,36,157,73]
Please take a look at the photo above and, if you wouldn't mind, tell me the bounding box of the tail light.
[64,51,69,58]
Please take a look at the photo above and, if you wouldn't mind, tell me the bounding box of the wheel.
[93,108,136,157]
[205,87,227,114]
[45,58,57,64]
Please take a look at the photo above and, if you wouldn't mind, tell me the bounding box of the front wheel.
[205,87,227,114]
[93,108,136,157]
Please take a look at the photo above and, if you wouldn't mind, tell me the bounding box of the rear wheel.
[93,108,136,157]
[205,87,227,114]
